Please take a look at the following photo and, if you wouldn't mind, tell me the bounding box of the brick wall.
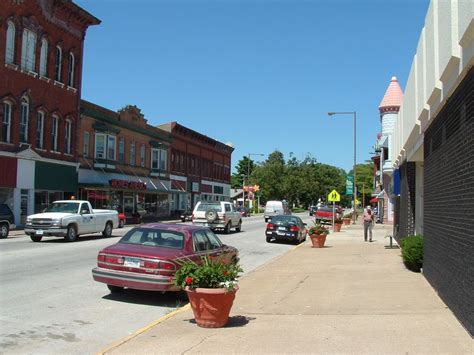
[395,161,416,242]
[423,67,473,335]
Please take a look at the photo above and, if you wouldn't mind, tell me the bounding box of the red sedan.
[92,223,239,293]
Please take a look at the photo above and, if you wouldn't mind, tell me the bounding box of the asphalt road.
[0,212,312,354]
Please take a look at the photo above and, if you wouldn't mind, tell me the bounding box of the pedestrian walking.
[363,206,375,242]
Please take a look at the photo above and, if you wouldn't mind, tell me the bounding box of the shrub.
[308,223,329,236]
[400,235,424,272]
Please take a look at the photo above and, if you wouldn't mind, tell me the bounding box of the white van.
[264,200,291,222]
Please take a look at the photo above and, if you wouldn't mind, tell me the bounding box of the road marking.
[96,304,191,355]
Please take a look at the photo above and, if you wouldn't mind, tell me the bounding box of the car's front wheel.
[0,223,9,238]
[30,235,42,242]
[224,222,231,234]
[64,225,78,242]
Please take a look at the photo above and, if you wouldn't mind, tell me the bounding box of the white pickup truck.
[25,200,119,242]
[192,201,242,233]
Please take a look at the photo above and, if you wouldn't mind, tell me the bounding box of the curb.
[97,304,191,355]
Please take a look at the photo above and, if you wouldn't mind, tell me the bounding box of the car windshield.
[197,203,221,211]
[270,215,299,224]
[44,202,80,213]
[119,228,184,249]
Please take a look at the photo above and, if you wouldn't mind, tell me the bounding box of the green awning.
[35,162,77,192]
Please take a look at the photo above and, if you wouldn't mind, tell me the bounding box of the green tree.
[252,151,285,202]
[231,156,256,188]
[348,163,374,206]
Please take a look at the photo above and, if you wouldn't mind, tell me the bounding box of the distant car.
[265,215,307,244]
[0,204,15,239]
[92,223,239,293]
[264,200,291,222]
[192,201,242,233]
[180,210,193,222]
[309,205,318,216]
[237,207,250,217]
[314,206,335,224]
[118,212,126,228]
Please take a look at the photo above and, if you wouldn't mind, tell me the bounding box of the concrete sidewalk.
[103,222,473,354]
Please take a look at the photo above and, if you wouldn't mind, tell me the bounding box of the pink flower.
[185,276,193,285]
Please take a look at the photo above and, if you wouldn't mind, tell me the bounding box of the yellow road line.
[97,304,191,355]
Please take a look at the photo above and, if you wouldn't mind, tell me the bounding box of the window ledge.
[106,164,115,169]
[53,81,64,88]
[0,141,14,146]
[36,148,46,152]
[94,163,106,168]
[66,86,77,93]
[64,153,73,157]
[5,63,18,71]
[27,70,38,78]
[50,150,61,155]
[39,75,51,83]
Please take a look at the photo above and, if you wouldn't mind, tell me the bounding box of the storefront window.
[0,188,14,210]
[34,191,63,213]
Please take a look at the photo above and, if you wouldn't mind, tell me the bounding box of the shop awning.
[369,197,378,203]
[376,189,385,198]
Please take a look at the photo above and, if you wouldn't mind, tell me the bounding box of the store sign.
[109,179,146,190]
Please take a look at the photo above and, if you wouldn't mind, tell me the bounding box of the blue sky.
[75,0,429,172]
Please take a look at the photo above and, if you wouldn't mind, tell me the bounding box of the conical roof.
[379,76,403,112]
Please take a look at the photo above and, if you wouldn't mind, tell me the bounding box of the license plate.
[124,257,140,268]
[36,230,44,235]
[278,226,286,231]
[277,231,286,236]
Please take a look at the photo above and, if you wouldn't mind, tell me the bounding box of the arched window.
[39,38,48,76]
[51,115,59,151]
[65,119,72,154]
[20,97,29,143]
[21,29,36,72]
[6,21,15,64]
[67,52,75,87]
[55,46,62,81]
[36,111,45,149]
[1,101,12,143]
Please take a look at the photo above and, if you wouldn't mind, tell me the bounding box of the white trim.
[39,37,48,77]
[6,21,15,64]
[0,150,79,167]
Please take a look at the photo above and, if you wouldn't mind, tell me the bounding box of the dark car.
[92,223,239,293]
[236,207,250,217]
[265,215,307,244]
[180,210,193,222]
[0,203,15,239]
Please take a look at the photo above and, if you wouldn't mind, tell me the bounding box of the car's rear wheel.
[224,222,231,234]
[107,285,124,293]
[102,222,112,238]
[30,235,42,242]
[64,225,78,242]
[235,220,242,232]
[0,223,9,238]
[118,219,124,228]
[266,236,272,243]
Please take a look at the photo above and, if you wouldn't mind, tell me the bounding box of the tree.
[348,163,374,206]
[252,151,285,202]
[231,156,256,188]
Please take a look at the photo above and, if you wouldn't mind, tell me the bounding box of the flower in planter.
[174,257,243,291]
[308,223,329,236]
[334,216,343,224]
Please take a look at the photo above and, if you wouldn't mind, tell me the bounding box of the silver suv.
[192,201,242,234]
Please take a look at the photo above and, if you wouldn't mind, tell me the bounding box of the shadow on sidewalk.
[185,315,256,328]
[102,289,188,308]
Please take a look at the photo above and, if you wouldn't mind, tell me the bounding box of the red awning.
[369,197,378,203]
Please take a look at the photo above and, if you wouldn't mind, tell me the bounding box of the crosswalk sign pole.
[332,201,335,229]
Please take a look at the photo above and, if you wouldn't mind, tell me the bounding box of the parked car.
[118,212,126,228]
[192,201,242,234]
[92,223,239,293]
[265,215,307,244]
[314,206,336,224]
[264,200,291,222]
[308,205,318,216]
[25,200,119,242]
[236,207,250,217]
[0,203,15,239]
[180,210,193,222]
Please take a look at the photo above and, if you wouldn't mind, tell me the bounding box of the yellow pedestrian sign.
[328,189,340,202]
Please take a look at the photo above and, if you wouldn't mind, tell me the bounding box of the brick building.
[157,122,233,212]
[0,0,99,225]
[78,100,173,222]
[391,0,473,335]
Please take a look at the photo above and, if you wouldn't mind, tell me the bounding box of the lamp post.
[244,153,264,210]
[328,111,357,224]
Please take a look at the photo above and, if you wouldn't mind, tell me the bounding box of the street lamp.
[243,153,264,209]
[328,111,357,224]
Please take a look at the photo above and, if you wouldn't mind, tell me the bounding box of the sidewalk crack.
[182,333,218,354]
